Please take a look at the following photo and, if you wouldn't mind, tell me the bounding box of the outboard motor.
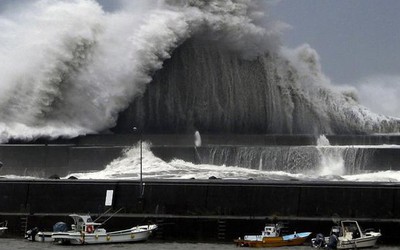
[312,233,326,248]
[327,227,340,249]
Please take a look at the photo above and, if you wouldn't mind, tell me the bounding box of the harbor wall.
[0,144,399,177]
[6,134,400,146]
[0,179,399,243]
[1,179,396,218]
[0,134,400,178]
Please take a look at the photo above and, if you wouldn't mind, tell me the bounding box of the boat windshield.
[263,225,278,237]
[342,221,361,239]
[342,222,359,233]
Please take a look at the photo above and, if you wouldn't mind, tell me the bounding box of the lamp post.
[132,127,143,198]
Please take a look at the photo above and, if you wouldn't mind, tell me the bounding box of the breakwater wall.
[0,145,399,177]
[0,179,400,243]
[1,134,399,177]
[7,134,400,146]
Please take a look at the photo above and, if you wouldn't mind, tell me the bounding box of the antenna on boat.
[133,126,143,199]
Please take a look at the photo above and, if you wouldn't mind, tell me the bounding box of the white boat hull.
[0,227,7,235]
[52,225,157,245]
[34,232,54,242]
[338,235,380,249]
[25,229,54,242]
[312,220,381,249]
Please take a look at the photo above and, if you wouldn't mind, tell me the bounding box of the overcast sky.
[271,0,400,85]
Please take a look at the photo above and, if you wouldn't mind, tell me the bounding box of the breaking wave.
[61,141,400,182]
[0,0,398,143]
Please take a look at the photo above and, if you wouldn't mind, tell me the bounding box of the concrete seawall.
[0,144,399,177]
[1,134,399,177]
[0,179,399,243]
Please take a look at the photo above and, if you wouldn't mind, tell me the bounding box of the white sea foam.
[64,142,303,180]
[342,171,400,182]
[315,135,344,176]
[61,142,400,182]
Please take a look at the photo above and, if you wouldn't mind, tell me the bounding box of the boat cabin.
[340,220,362,240]
[261,224,281,238]
[69,214,101,233]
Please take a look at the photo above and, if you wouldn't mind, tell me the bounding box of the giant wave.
[0,0,398,143]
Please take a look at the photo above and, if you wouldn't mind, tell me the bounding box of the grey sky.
[271,0,400,85]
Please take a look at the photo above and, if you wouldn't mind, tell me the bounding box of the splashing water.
[0,1,399,183]
[0,0,285,142]
[316,135,345,176]
[316,135,330,146]
[66,142,306,180]
[59,141,400,182]
[0,0,398,143]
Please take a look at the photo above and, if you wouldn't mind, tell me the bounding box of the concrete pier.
[0,179,399,244]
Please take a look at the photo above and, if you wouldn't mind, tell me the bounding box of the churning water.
[51,135,399,182]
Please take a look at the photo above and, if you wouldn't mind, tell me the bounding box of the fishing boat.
[234,223,311,247]
[0,221,7,235]
[25,227,54,242]
[311,220,381,249]
[51,214,157,245]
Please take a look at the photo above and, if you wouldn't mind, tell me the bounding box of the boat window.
[343,222,358,233]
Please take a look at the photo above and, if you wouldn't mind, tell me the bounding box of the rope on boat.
[100,207,125,226]
[93,207,113,223]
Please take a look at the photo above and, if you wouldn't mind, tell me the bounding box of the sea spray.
[0,0,284,142]
[65,142,306,180]
[316,135,345,176]
[314,135,380,176]
[194,130,202,163]
[124,39,400,134]
[62,141,400,182]
[0,0,398,143]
